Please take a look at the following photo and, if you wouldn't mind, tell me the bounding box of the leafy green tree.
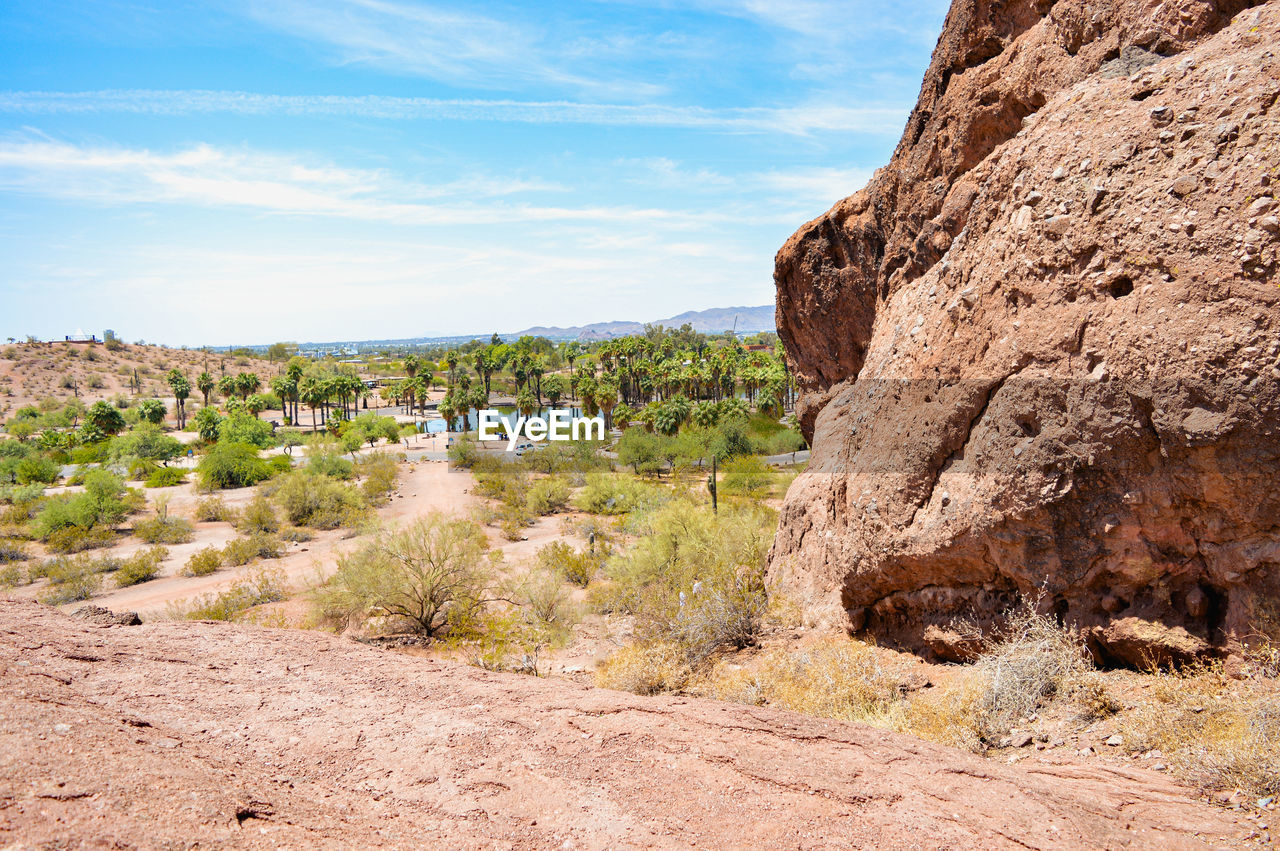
[618,428,663,476]
[218,410,274,448]
[109,424,182,463]
[197,442,271,490]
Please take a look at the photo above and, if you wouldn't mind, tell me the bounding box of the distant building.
[64,329,97,343]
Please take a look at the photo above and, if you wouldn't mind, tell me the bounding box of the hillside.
[0,341,278,421]
[0,601,1248,848]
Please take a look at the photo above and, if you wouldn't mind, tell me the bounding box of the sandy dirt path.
[53,456,477,619]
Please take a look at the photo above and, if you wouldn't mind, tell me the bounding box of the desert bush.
[133,499,195,544]
[273,471,365,529]
[572,472,665,516]
[0,537,28,564]
[305,436,354,479]
[0,564,25,588]
[447,437,479,468]
[969,602,1091,742]
[37,554,111,604]
[197,441,270,490]
[109,424,182,464]
[537,540,602,588]
[279,525,314,543]
[193,495,236,522]
[526,476,570,516]
[595,641,692,696]
[707,638,902,723]
[33,469,130,543]
[184,546,223,576]
[14,454,59,485]
[45,525,117,554]
[144,467,187,488]
[355,452,399,505]
[115,545,168,587]
[167,566,287,621]
[222,532,284,566]
[217,410,275,448]
[719,455,773,498]
[315,513,490,636]
[236,494,280,534]
[267,454,293,475]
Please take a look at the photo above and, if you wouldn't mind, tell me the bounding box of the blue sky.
[0,0,948,346]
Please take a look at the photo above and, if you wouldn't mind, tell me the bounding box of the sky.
[0,0,949,346]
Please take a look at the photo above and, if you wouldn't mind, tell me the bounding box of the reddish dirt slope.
[0,602,1250,848]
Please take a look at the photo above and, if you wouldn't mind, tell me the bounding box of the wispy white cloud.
[238,0,666,97]
[0,137,806,228]
[0,89,908,136]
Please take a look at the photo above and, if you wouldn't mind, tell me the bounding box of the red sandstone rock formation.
[0,602,1249,846]
[771,0,1280,664]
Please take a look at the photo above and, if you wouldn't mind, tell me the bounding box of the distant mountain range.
[511,305,775,341]
[233,305,776,353]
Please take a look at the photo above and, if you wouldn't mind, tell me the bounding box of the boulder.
[770,0,1280,664]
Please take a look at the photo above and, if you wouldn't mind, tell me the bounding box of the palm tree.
[596,376,619,430]
[236,371,261,401]
[515,387,538,419]
[196,371,215,407]
[270,374,296,423]
[166,369,190,429]
[544,374,565,408]
[217,374,237,403]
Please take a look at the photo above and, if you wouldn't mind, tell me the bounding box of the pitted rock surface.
[771,0,1280,661]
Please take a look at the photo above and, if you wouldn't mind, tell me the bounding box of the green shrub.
[572,473,665,515]
[198,442,270,490]
[305,437,354,479]
[356,452,399,505]
[133,513,195,544]
[0,538,29,564]
[33,469,129,542]
[15,454,59,485]
[115,546,168,586]
[109,424,182,464]
[45,525,116,554]
[193,495,235,522]
[526,477,570,516]
[720,455,773,498]
[236,495,280,534]
[222,532,283,566]
[537,540,602,588]
[145,467,187,488]
[217,411,275,448]
[167,566,287,621]
[268,454,293,475]
[447,437,479,468]
[314,513,489,636]
[273,471,365,529]
[37,554,115,604]
[184,546,223,576]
